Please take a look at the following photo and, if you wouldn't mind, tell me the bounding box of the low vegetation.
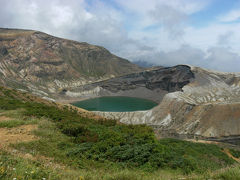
[0,151,59,180]
[0,86,240,179]
[229,148,240,159]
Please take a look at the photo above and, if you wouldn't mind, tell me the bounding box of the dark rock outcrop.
[66,65,194,103]
[97,65,194,92]
[0,46,8,56]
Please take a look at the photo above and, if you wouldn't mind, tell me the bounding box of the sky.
[1,0,240,72]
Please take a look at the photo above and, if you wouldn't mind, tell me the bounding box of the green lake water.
[72,96,158,112]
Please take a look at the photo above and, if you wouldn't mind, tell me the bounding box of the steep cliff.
[64,65,194,102]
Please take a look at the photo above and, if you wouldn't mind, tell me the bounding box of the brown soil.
[0,115,12,122]
[0,124,65,169]
[187,139,240,162]
[0,124,38,149]
[223,148,240,163]
[186,139,221,145]
[56,97,89,104]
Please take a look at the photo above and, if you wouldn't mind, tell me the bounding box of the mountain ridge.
[0,28,142,95]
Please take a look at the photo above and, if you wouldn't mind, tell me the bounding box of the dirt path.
[187,139,240,163]
[0,124,38,149]
[223,148,240,163]
[0,115,12,122]
[186,138,221,145]
[0,124,65,169]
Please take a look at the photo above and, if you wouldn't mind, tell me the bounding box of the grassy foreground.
[0,86,240,179]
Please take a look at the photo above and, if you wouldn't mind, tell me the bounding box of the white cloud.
[217,31,234,46]
[218,9,240,22]
[114,0,209,36]
[114,0,208,15]
[206,47,240,72]
[149,4,188,38]
[0,0,240,72]
[130,45,206,67]
[133,45,240,73]
[184,23,240,53]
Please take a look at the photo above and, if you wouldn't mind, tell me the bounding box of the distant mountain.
[0,28,142,96]
[132,60,156,68]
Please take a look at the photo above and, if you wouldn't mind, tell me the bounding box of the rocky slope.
[0,28,142,98]
[68,65,240,139]
[63,65,194,102]
[151,66,240,139]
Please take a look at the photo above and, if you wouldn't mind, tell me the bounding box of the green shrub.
[60,123,88,137]
[229,149,240,158]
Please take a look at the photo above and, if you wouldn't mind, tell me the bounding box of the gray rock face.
[65,65,194,102]
[96,65,194,92]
